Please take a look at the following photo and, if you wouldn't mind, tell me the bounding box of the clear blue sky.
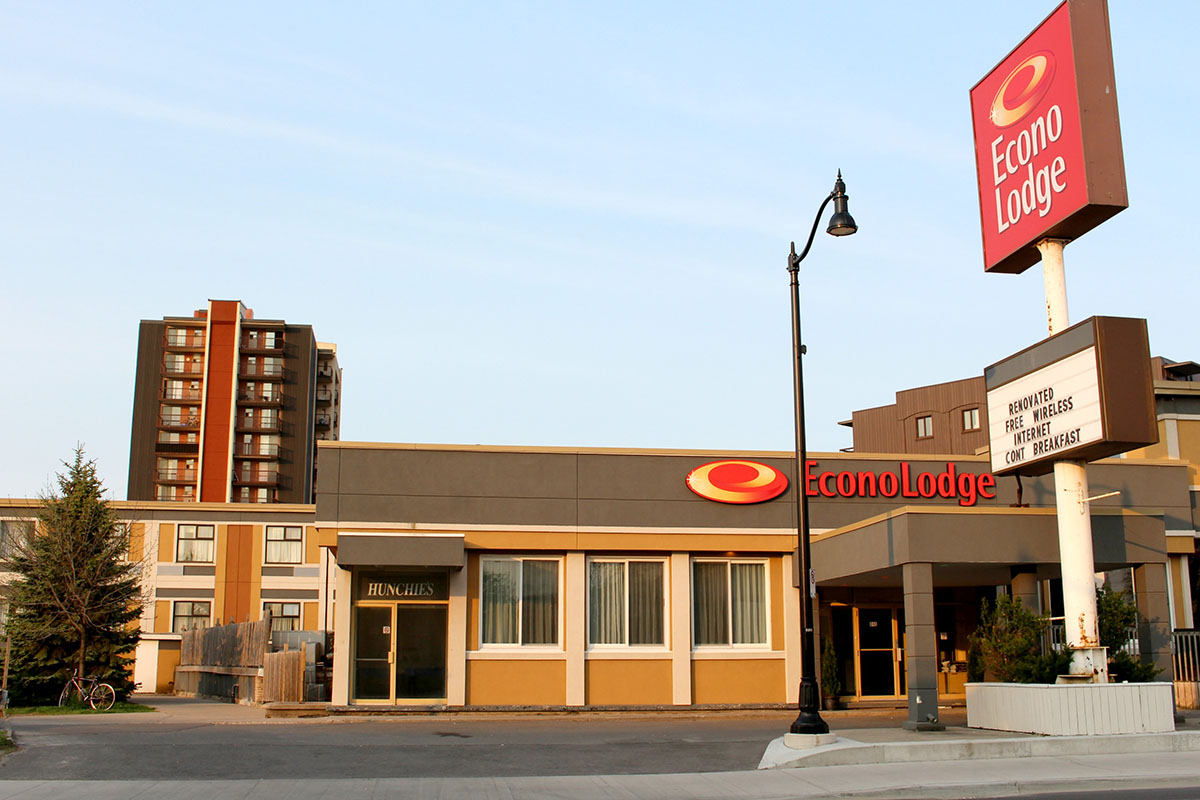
[2,2,1195,499]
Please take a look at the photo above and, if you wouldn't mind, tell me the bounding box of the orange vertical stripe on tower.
[200,301,240,502]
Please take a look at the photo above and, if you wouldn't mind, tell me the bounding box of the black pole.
[788,194,834,736]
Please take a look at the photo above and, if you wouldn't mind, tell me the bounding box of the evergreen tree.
[5,448,142,704]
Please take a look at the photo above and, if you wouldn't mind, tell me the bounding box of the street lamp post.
[789,171,857,736]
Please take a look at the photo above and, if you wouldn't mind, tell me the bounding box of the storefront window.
[588,559,664,646]
[481,557,559,646]
[692,560,767,647]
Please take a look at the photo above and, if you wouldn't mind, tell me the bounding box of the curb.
[759,730,1200,770]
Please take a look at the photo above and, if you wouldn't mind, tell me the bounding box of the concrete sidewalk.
[1,697,1197,798]
[0,750,1198,800]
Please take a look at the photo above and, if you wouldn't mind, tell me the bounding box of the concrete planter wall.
[966,681,1174,735]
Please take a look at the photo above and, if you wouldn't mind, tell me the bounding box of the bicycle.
[58,675,116,711]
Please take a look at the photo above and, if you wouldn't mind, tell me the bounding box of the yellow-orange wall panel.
[586,659,672,705]
[576,533,794,553]
[156,643,181,693]
[304,526,319,564]
[303,602,318,630]
[159,524,175,563]
[128,523,145,563]
[154,600,171,633]
[466,552,480,650]
[692,659,786,704]
[466,660,566,706]
[770,557,784,651]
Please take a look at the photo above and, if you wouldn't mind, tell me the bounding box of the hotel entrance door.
[352,571,450,704]
[855,607,906,698]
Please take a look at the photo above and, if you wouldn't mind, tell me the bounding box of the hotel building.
[126,300,341,505]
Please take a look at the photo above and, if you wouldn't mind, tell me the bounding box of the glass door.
[855,607,902,697]
[394,606,448,700]
[353,606,393,701]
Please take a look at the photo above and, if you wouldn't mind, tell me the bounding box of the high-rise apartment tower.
[127,300,341,503]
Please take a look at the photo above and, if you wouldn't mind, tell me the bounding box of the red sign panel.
[686,460,788,504]
[970,0,1126,274]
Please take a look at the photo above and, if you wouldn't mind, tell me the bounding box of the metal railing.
[241,363,284,378]
[1045,618,1139,657]
[163,361,204,375]
[1176,630,1200,682]
[237,417,280,432]
[164,332,205,348]
[159,416,201,429]
[237,469,279,485]
[156,469,196,481]
[240,335,284,351]
[162,388,203,401]
[238,391,281,403]
[236,443,279,457]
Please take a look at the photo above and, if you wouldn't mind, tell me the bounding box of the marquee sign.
[985,316,1156,476]
[970,0,1127,274]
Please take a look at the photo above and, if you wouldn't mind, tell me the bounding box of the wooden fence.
[180,619,271,668]
[1176,630,1200,683]
[262,650,305,703]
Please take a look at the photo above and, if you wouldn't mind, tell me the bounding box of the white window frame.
[586,557,669,650]
[963,407,981,432]
[690,557,771,650]
[171,600,211,632]
[176,524,215,563]
[916,415,934,439]
[478,555,564,650]
[265,525,303,564]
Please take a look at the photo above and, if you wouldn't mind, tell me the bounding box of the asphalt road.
[1,710,808,780]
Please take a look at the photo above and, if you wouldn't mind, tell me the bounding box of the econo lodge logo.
[989,51,1055,128]
[686,460,788,505]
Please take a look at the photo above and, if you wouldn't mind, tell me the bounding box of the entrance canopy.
[812,506,1167,588]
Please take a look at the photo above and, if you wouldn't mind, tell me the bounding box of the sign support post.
[1036,237,1106,680]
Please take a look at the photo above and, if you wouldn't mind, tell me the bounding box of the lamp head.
[826,169,857,237]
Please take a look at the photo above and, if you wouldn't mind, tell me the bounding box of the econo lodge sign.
[970,0,1127,274]
[686,460,996,507]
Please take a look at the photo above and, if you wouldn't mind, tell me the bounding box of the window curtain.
[692,562,729,645]
[481,560,519,643]
[731,563,766,644]
[589,562,625,644]
[628,562,664,646]
[521,560,558,645]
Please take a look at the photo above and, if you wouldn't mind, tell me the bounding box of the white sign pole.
[1036,238,1106,681]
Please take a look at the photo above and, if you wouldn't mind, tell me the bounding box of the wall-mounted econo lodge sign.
[686,460,997,507]
[970,0,1127,274]
[985,316,1156,476]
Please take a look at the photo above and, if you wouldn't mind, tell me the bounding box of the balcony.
[158,415,201,430]
[163,331,206,351]
[317,364,335,379]
[156,469,196,483]
[162,387,203,401]
[238,390,282,406]
[236,442,280,458]
[235,468,279,486]
[236,416,280,433]
[316,388,335,404]
[314,414,333,429]
[155,440,199,455]
[240,333,284,353]
[163,361,204,377]
[240,363,284,379]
